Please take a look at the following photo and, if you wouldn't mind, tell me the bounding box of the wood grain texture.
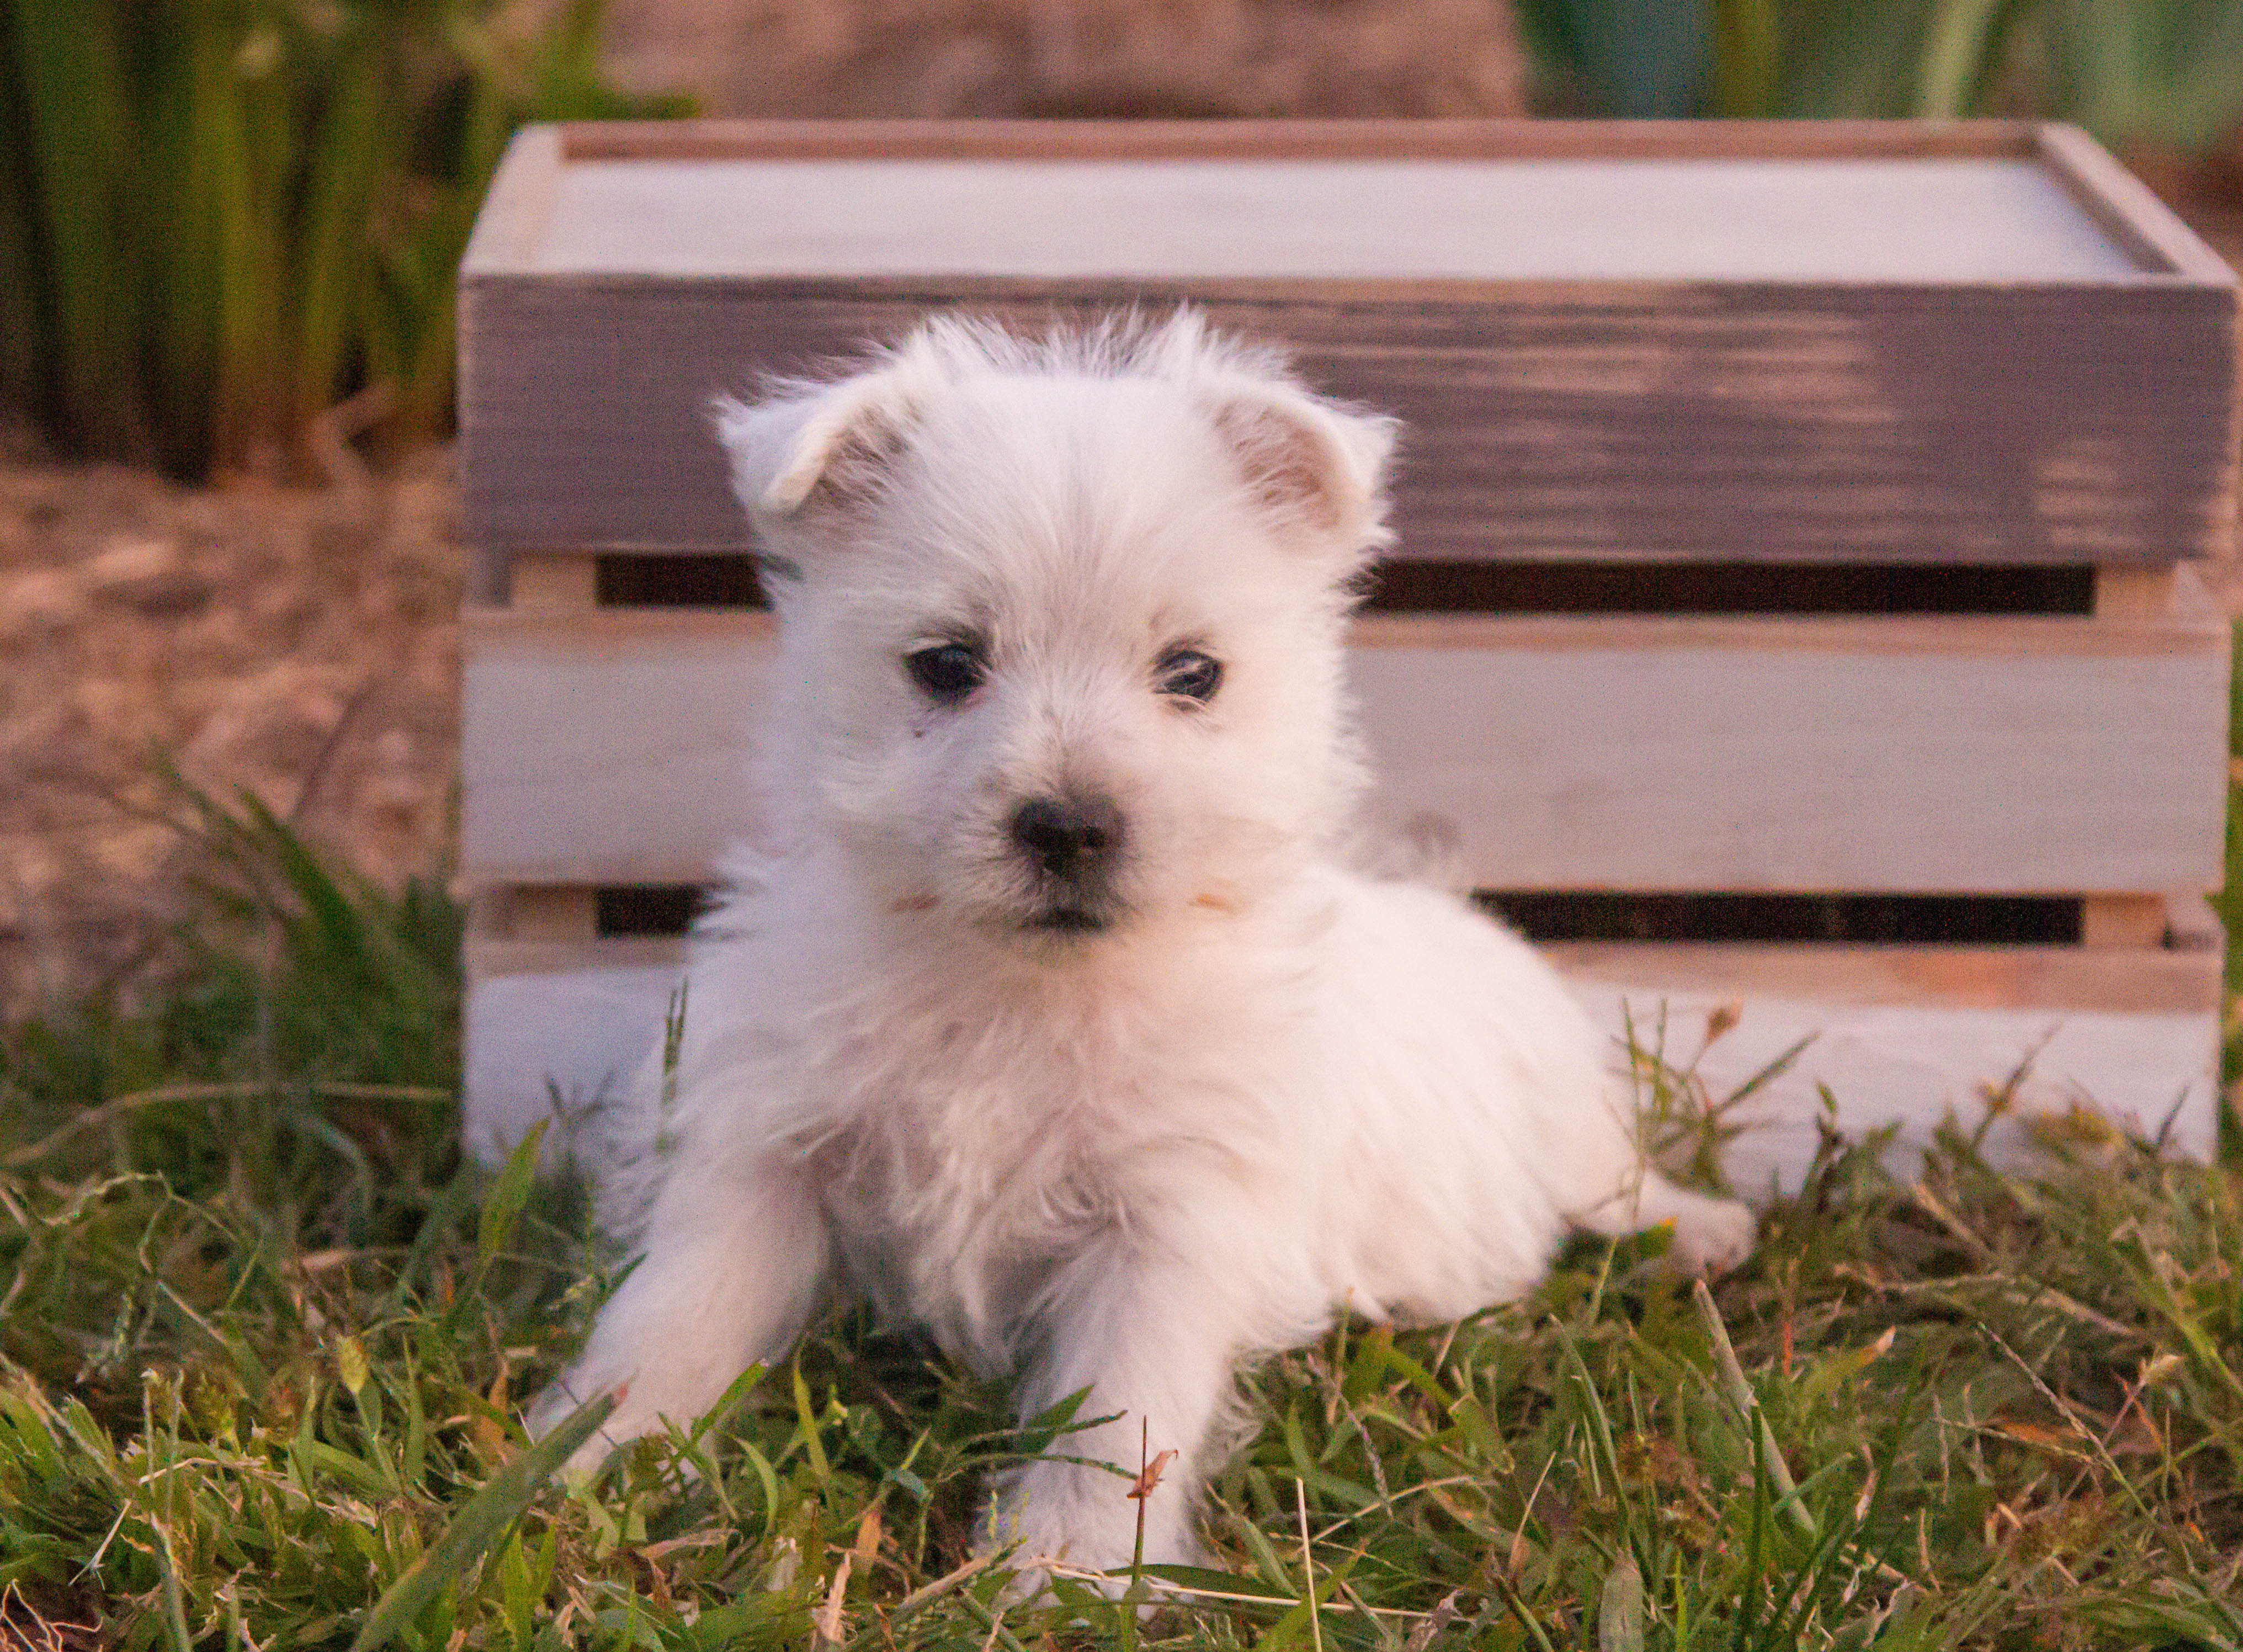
[460,600,2230,892]
[459,119,2236,567]
[1349,600,2228,893]
[460,125,562,605]
[1566,981,2218,1195]
[461,932,2219,1187]
[459,283,2236,565]
[466,916,2221,1014]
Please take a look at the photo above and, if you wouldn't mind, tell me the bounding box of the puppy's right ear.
[711,357,936,526]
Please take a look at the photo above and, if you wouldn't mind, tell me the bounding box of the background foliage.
[0,0,688,481]
[1519,0,2243,136]
[5,1,2241,480]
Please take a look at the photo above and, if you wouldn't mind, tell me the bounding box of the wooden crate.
[457,119,2238,1192]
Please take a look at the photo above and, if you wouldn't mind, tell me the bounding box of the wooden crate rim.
[558,116,2054,164]
[462,119,2234,289]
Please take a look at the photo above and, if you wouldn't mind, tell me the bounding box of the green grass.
[4,786,2241,1648]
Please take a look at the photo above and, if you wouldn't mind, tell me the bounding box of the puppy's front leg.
[991,1243,1248,1581]
[532,1152,830,1472]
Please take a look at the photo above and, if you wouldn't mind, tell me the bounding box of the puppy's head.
[714,311,1395,943]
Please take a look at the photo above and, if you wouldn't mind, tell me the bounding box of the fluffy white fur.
[528,311,1756,1581]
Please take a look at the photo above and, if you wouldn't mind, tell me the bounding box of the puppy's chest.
[793,991,1270,1340]
[810,1016,1157,1242]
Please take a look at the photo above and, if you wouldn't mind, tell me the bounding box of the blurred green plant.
[1519,0,2243,144]
[0,0,689,482]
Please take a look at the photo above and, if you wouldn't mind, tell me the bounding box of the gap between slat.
[508,553,2130,617]
[486,884,2198,950]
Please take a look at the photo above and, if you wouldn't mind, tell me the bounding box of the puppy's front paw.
[528,1352,726,1480]
[980,1464,1206,1600]
[1664,1197,1758,1276]
[525,1373,636,1479]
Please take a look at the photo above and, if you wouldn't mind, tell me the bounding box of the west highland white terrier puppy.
[530,311,1756,1581]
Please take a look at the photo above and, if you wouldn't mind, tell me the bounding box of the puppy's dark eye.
[1157,649,1223,704]
[906,642,985,704]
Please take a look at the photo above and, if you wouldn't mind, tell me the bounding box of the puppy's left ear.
[1204,379,1397,563]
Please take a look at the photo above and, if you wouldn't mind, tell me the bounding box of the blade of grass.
[1692,1278,1813,1537]
[350,1389,615,1652]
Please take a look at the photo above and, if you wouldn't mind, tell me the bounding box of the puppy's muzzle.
[1009,793,1126,932]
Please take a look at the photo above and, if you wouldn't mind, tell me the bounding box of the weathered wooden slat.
[458,120,2237,578]
[458,124,564,277]
[460,283,2236,573]
[462,608,779,885]
[460,581,2230,894]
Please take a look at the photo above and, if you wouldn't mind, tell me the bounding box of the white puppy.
[530,311,1755,1579]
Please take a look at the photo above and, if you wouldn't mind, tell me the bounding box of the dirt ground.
[589,0,1529,119]
[0,434,461,1017]
[2,0,1529,1025]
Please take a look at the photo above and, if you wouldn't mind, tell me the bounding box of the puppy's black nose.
[1011,794,1124,878]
